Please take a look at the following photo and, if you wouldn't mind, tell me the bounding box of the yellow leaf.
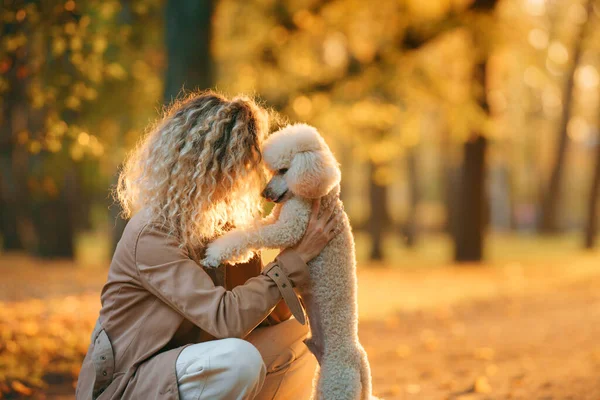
[406,383,421,394]
[70,145,84,161]
[474,376,492,393]
[105,63,127,80]
[70,37,82,51]
[64,22,77,35]
[474,347,495,360]
[65,95,81,110]
[46,139,62,153]
[84,87,98,101]
[92,37,108,54]
[28,140,41,154]
[77,132,90,146]
[486,364,499,377]
[11,381,32,396]
[21,321,39,336]
[395,344,411,359]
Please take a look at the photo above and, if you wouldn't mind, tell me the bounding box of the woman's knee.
[220,338,266,386]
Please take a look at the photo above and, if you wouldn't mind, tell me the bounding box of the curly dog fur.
[203,123,376,400]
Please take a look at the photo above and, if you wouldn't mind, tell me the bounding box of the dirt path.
[2,254,600,399]
[362,274,600,399]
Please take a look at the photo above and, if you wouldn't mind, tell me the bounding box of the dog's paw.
[201,242,225,268]
[201,254,221,268]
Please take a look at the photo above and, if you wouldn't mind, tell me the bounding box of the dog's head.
[261,123,340,202]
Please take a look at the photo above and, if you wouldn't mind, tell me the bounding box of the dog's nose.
[261,188,269,199]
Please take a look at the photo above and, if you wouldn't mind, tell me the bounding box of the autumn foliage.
[1,0,600,398]
[0,295,97,398]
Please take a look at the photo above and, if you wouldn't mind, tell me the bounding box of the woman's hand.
[293,199,342,264]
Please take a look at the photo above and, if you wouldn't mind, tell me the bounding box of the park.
[1,0,600,398]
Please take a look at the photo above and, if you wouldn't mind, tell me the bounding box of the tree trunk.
[441,128,462,236]
[454,61,489,263]
[0,3,77,259]
[0,19,26,252]
[584,141,600,249]
[0,159,23,251]
[31,199,75,258]
[0,121,24,252]
[455,135,487,262]
[539,0,593,233]
[163,0,216,102]
[445,165,462,236]
[30,171,76,258]
[403,147,420,247]
[31,107,76,258]
[368,161,390,260]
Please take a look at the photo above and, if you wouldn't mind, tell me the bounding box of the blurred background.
[1,0,600,399]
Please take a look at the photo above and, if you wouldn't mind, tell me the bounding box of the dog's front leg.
[245,198,311,250]
[202,199,310,267]
[201,228,255,267]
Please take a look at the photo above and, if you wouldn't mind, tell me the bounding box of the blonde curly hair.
[116,91,269,250]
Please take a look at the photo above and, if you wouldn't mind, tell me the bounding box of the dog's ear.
[286,150,341,198]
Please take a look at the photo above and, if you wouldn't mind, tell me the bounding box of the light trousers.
[176,317,317,400]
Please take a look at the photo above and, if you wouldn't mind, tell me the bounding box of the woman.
[76,92,341,400]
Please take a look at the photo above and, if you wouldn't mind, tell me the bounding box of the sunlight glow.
[567,116,590,142]
[46,139,62,153]
[77,132,90,146]
[292,96,312,116]
[548,42,569,64]
[524,0,546,16]
[488,90,507,112]
[545,58,562,76]
[528,29,548,49]
[542,86,562,116]
[523,65,544,88]
[323,33,348,68]
[70,145,84,161]
[567,3,588,24]
[575,65,599,89]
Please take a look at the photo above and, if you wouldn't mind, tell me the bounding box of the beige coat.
[76,210,308,399]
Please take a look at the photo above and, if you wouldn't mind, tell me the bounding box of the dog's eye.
[278,168,288,175]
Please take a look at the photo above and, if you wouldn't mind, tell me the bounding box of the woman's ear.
[286,150,341,198]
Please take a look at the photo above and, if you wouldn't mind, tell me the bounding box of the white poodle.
[202,123,375,400]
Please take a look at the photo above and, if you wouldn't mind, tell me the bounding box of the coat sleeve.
[134,224,306,339]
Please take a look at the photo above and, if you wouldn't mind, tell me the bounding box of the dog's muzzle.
[261,188,288,203]
[261,188,269,199]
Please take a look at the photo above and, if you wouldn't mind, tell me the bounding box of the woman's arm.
[135,224,307,339]
[135,199,341,339]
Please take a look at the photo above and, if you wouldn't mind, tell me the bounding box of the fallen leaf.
[380,384,401,396]
[423,337,439,351]
[474,376,492,394]
[11,381,33,396]
[406,383,421,394]
[474,347,495,360]
[450,322,466,337]
[486,364,499,377]
[395,345,412,358]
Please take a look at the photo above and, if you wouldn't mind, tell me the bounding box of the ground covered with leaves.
[1,248,600,399]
